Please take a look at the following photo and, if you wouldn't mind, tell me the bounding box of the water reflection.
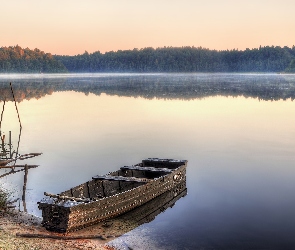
[0,73,295,101]
[0,164,39,212]
[0,129,21,167]
[68,180,187,242]
[0,86,42,211]
[0,74,295,249]
[0,153,41,212]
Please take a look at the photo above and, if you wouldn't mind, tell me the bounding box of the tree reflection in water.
[1,74,295,102]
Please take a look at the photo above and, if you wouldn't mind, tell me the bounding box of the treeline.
[0,46,67,73]
[55,46,295,73]
[1,45,295,73]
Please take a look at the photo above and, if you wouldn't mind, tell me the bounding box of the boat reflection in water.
[68,179,187,240]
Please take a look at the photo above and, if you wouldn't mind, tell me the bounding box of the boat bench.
[120,165,173,173]
[92,175,149,183]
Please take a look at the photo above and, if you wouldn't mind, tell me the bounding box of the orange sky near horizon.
[0,0,294,55]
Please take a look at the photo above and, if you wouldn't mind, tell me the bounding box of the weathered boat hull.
[38,158,187,232]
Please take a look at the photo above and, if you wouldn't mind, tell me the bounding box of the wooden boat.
[38,158,187,232]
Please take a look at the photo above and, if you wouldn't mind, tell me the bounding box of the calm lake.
[1,73,295,249]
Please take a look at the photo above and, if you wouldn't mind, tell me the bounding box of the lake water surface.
[1,73,295,249]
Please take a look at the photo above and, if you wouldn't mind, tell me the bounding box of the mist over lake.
[1,73,295,249]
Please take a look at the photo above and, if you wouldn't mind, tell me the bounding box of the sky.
[0,0,294,55]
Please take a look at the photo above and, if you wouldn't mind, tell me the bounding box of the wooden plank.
[0,165,39,169]
[120,165,172,173]
[92,175,149,183]
[43,192,89,202]
[142,158,187,168]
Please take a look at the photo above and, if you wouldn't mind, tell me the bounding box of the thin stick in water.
[0,100,5,130]
[10,82,22,128]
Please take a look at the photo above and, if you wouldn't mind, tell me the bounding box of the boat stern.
[38,197,72,233]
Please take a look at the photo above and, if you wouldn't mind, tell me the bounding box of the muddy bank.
[0,210,115,250]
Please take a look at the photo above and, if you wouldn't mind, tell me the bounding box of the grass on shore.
[0,186,9,210]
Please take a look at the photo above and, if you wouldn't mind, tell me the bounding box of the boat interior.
[58,159,186,201]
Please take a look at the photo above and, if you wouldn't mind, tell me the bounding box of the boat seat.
[92,175,149,183]
[120,165,172,173]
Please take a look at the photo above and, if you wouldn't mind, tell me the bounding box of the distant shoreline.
[1,45,295,74]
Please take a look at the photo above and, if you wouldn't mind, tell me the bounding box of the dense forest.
[285,59,295,72]
[55,46,295,73]
[1,45,295,73]
[0,46,67,73]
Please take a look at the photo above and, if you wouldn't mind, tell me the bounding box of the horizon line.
[1,44,295,57]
